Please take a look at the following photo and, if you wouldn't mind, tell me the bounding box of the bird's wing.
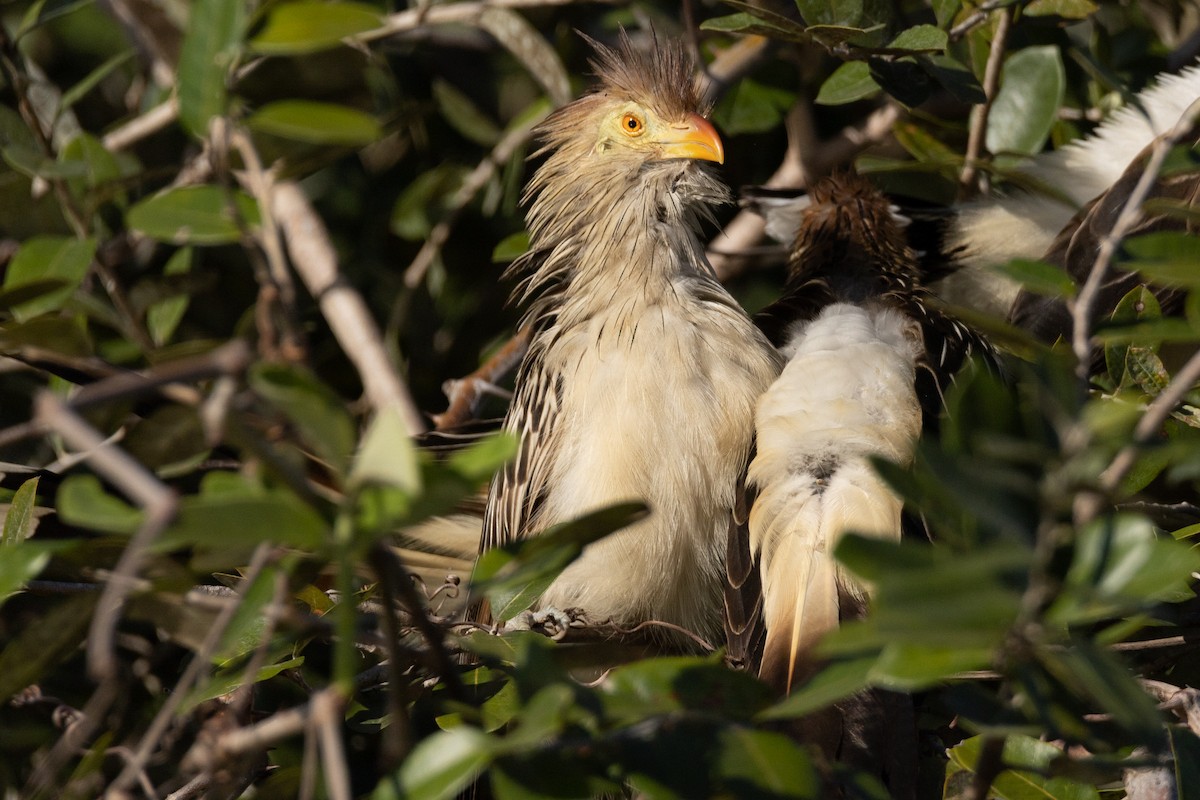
[481,348,563,552]
[724,468,765,672]
[1010,125,1200,359]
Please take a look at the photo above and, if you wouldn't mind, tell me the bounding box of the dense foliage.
[1,0,1200,797]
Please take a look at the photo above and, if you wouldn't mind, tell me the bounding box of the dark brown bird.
[481,32,780,644]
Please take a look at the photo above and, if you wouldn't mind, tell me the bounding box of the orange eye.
[621,113,644,135]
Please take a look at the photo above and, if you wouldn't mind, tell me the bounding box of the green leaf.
[713,78,795,136]
[2,477,39,546]
[3,236,96,320]
[432,80,502,147]
[987,46,1066,157]
[146,247,193,347]
[250,1,383,55]
[892,122,957,164]
[1040,641,1164,746]
[759,656,875,720]
[797,0,864,27]
[56,475,144,535]
[888,24,947,51]
[932,0,962,27]
[248,100,382,146]
[391,164,468,241]
[948,735,1100,800]
[350,408,421,495]
[58,49,136,116]
[186,656,304,708]
[599,657,771,723]
[492,231,530,263]
[0,593,97,703]
[992,259,1077,298]
[0,541,72,606]
[1024,0,1099,18]
[712,727,819,797]
[1050,513,1200,625]
[156,491,328,555]
[127,186,260,245]
[472,503,647,620]
[476,7,571,106]
[871,643,992,690]
[1119,231,1200,287]
[250,363,357,479]
[1170,726,1200,799]
[816,61,880,105]
[699,6,812,42]
[376,727,494,800]
[177,0,246,137]
[920,53,986,104]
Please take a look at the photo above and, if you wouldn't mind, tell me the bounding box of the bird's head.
[535,31,724,169]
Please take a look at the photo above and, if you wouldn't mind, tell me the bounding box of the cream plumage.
[736,173,991,699]
[481,32,779,643]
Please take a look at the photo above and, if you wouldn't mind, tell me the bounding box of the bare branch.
[272,181,428,434]
[959,6,1011,196]
[434,326,531,429]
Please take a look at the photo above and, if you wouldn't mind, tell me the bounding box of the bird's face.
[595,100,724,165]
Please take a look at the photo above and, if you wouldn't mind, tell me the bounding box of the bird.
[745,62,1200,325]
[729,172,991,775]
[479,30,780,646]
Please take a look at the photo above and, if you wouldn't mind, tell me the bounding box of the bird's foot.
[504,606,579,640]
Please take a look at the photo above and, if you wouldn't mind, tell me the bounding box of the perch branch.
[959,6,1011,196]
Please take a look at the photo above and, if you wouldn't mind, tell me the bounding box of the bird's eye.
[621,113,644,136]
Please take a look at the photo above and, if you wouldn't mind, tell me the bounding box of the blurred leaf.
[3,236,96,320]
[248,100,382,146]
[186,656,304,708]
[948,735,1100,799]
[1040,641,1164,746]
[472,503,647,620]
[816,61,880,105]
[2,477,39,545]
[57,475,143,535]
[888,24,947,51]
[759,656,875,720]
[892,121,956,164]
[250,1,383,55]
[156,490,328,555]
[871,643,992,690]
[987,46,1065,156]
[122,405,209,475]
[146,247,193,347]
[1119,231,1200,287]
[870,58,934,107]
[58,49,135,117]
[0,541,71,606]
[447,433,518,482]
[1050,513,1200,625]
[1024,0,1099,18]
[713,78,794,135]
[178,0,245,137]
[377,726,495,800]
[392,164,468,241]
[711,726,820,797]
[492,231,530,263]
[0,316,93,356]
[127,186,260,245]
[432,81,502,147]
[1170,726,1200,798]
[992,259,1077,298]
[251,363,357,478]
[350,408,421,495]
[599,657,770,723]
[1105,286,1162,385]
[0,593,97,703]
[932,0,962,27]
[476,7,571,106]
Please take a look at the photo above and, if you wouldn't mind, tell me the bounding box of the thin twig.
[314,682,353,800]
[362,0,597,41]
[1070,100,1200,388]
[111,544,275,794]
[102,98,179,151]
[434,326,531,429]
[959,6,1011,196]
[402,111,548,291]
[272,181,427,434]
[949,0,1012,42]
[228,125,307,361]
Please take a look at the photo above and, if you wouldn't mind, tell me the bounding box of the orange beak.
[659,113,724,164]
